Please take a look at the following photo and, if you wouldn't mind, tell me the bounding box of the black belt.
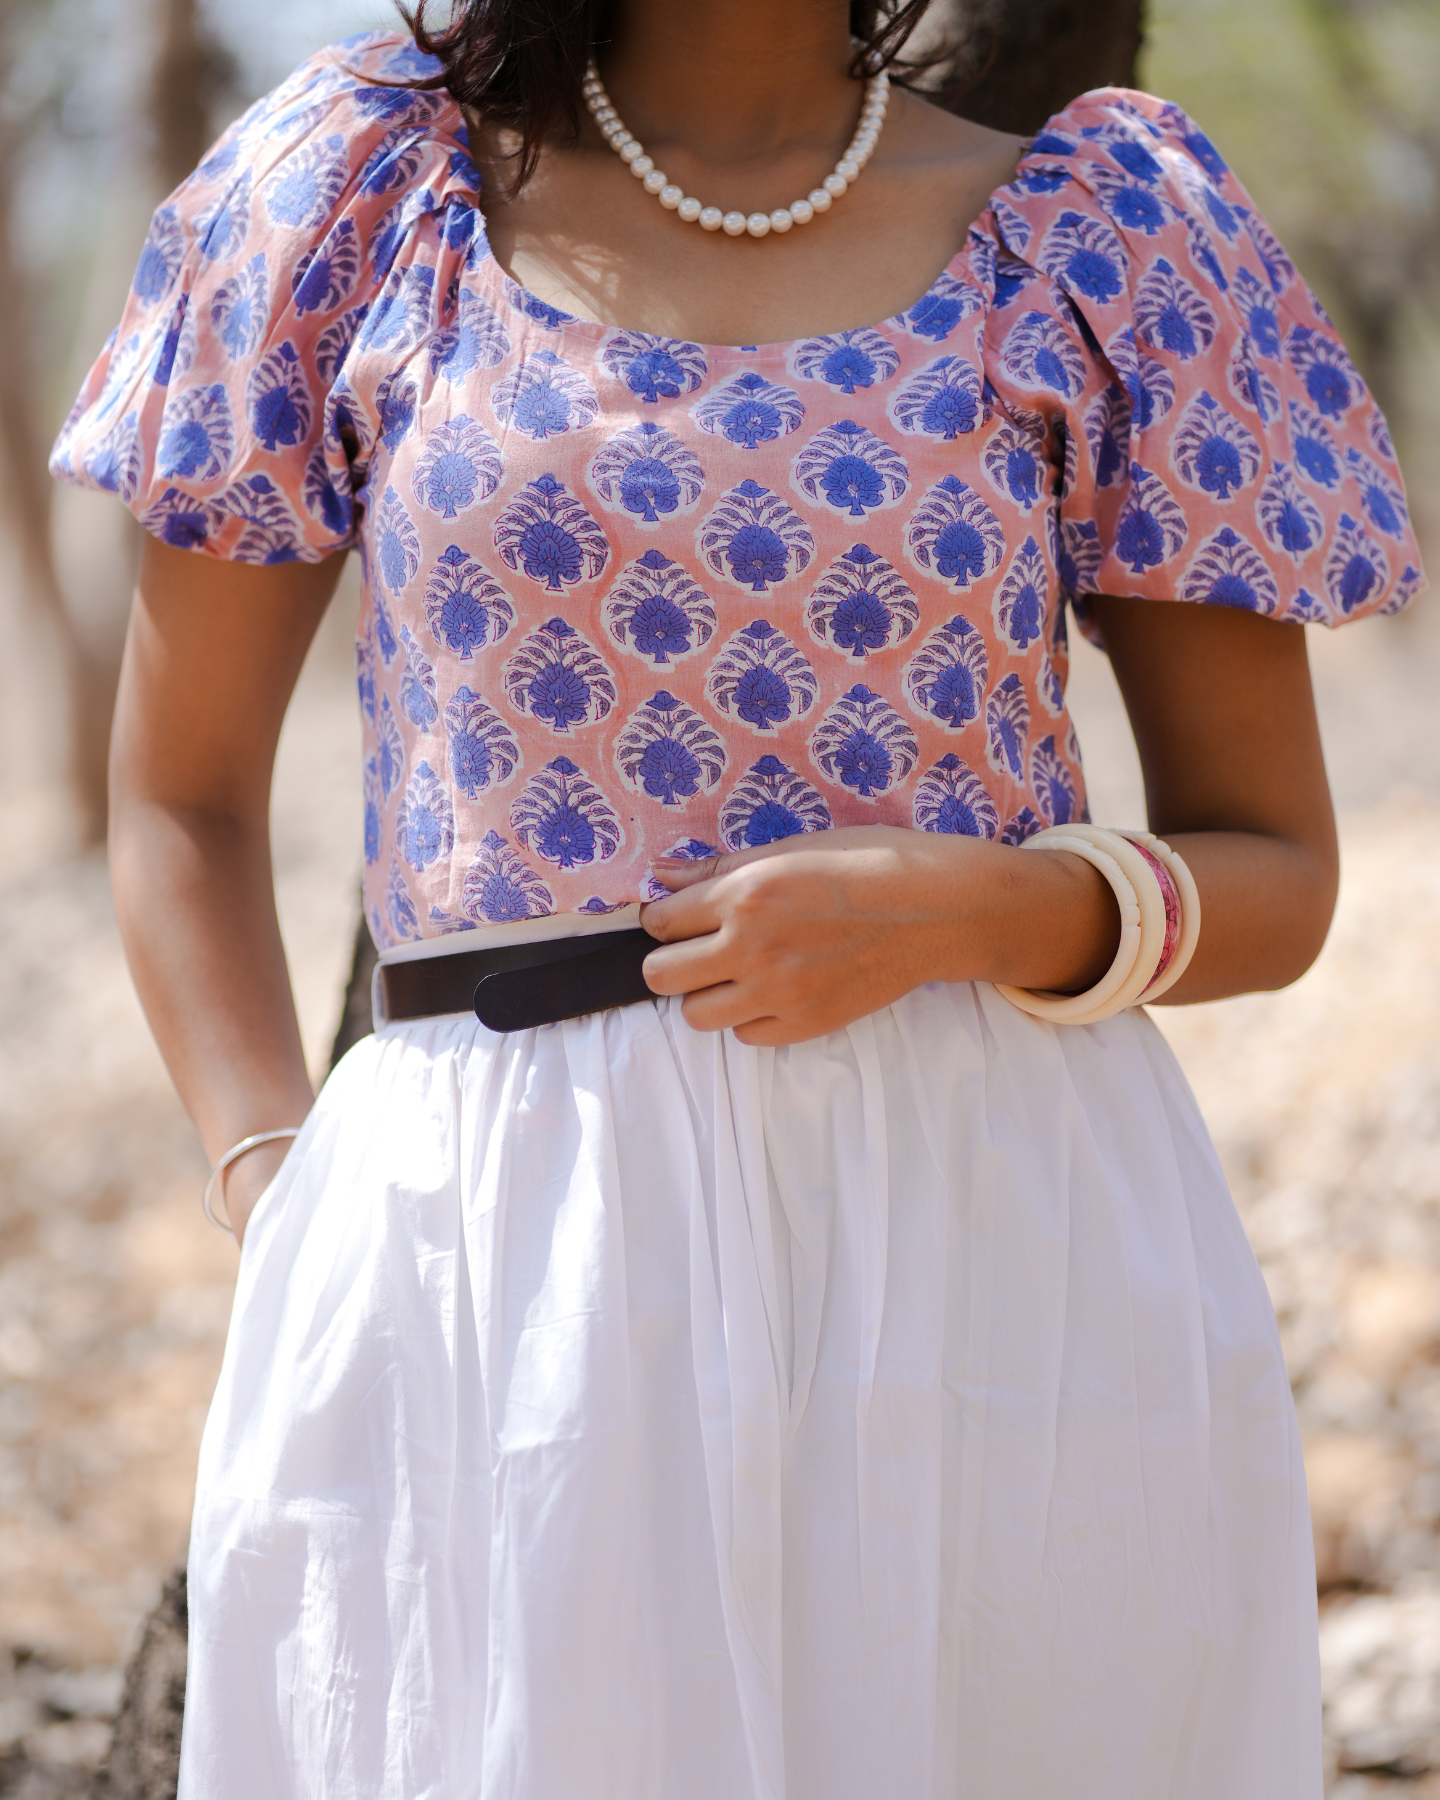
[380,928,660,1033]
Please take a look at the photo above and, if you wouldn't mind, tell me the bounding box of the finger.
[678,981,779,1036]
[732,1015,814,1048]
[648,853,721,891]
[639,879,726,944]
[738,1022,792,1051]
[649,836,801,891]
[642,931,738,996]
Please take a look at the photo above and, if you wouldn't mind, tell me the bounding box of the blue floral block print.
[48,33,1422,934]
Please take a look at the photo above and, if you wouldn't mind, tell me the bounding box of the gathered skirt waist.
[180,982,1319,1800]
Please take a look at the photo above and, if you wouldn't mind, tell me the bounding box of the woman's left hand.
[638,824,1114,1047]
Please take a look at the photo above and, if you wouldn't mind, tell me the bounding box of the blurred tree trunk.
[50,0,229,844]
[331,910,380,1068]
[1,0,228,851]
[150,0,229,192]
[93,1571,188,1800]
[1292,0,1438,434]
[0,99,115,844]
[950,0,1145,133]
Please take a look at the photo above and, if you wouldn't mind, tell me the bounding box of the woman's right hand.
[111,535,341,1252]
[216,1135,302,1248]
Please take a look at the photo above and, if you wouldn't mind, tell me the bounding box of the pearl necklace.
[581,60,890,240]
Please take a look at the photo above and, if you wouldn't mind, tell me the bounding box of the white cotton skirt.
[178,981,1321,1800]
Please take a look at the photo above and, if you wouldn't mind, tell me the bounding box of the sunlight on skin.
[109,3,1341,1234]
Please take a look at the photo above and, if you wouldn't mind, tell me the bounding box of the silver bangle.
[202,1129,302,1236]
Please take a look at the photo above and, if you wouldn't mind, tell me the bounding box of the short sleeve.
[49,32,477,565]
[983,90,1425,628]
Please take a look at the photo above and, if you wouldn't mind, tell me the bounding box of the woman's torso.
[51,32,1422,949]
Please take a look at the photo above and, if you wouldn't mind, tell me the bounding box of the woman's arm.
[640,598,1339,1043]
[1085,594,1338,1002]
[111,535,347,1244]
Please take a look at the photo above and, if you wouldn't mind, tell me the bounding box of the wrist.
[212,1134,298,1244]
[203,1096,312,1243]
[968,842,1122,994]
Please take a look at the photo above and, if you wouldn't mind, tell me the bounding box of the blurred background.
[0,0,1436,1794]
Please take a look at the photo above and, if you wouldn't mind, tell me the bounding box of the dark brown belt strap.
[379,928,659,1033]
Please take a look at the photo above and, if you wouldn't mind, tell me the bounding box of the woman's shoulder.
[990,86,1273,273]
[973,87,1425,628]
[231,27,465,143]
[161,29,478,248]
[48,29,484,562]
[1023,87,1230,182]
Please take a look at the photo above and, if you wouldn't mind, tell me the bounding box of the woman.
[53,1,1423,1794]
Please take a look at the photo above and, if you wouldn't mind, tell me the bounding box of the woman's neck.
[596,0,861,164]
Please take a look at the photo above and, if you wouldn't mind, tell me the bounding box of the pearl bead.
[581,56,885,245]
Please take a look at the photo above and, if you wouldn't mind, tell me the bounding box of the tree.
[0,0,114,843]
[1287,0,1439,431]
[0,0,229,849]
[149,0,231,193]
[1142,0,1439,518]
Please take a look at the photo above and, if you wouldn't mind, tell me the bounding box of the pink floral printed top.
[52,31,1424,947]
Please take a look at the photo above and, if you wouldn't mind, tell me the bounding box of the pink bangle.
[1118,830,1202,1000]
[1132,843,1181,994]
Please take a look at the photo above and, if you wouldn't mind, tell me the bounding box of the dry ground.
[1,554,1438,1792]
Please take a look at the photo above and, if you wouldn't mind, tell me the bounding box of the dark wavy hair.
[397,0,951,193]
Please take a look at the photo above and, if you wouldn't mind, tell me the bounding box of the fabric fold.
[182,986,1319,1800]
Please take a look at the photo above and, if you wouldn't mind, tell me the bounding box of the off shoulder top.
[51,29,1425,947]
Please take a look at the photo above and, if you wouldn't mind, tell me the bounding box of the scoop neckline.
[419,60,1034,360]
[466,227,1000,360]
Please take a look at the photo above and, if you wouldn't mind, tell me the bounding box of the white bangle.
[1118,830,1201,1000]
[202,1128,302,1236]
[993,825,1170,1025]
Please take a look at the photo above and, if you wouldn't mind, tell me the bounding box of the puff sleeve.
[49,33,479,565]
[983,90,1425,628]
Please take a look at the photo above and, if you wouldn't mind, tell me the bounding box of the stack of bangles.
[994,824,1201,1025]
